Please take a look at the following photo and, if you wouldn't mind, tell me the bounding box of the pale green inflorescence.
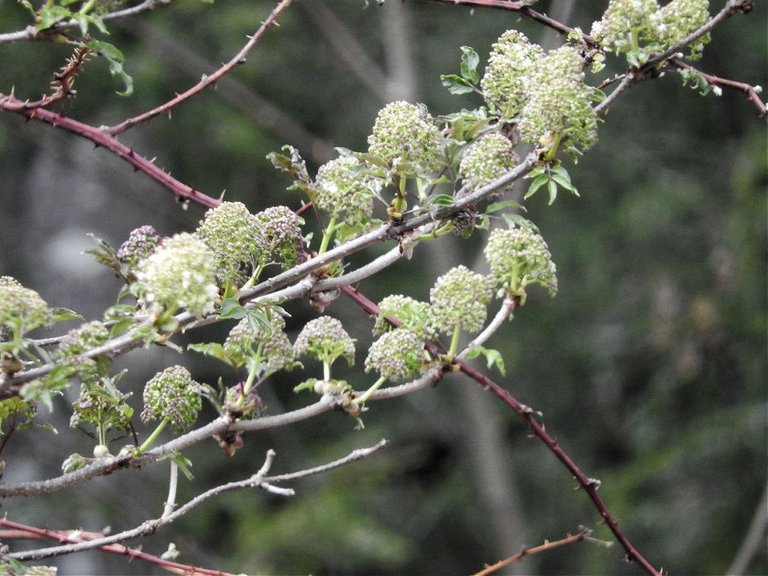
[255,205,303,269]
[141,365,202,432]
[373,294,434,340]
[223,308,296,373]
[196,201,268,287]
[0,277,52,337]
[293,316,356,366]
[518,45,598,154]
[116,225,161,269]
[367,101,444,176]
[365,328,424,383]
[133,232,219,318]
[57,320,111,381]
[314,156,381,228]
[429,265,492,335]
[484,221,558,298]
[480,30,544,119]
[459,133,520,192]
[590,0,660,54]
[653,0,710,58]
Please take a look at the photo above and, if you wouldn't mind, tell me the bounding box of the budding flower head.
[373,294,434,340]
[255,205,304,269]
[0,277,52,337]
[365,328,424,383]
[367,101,444,177]
[196,202,268,287]
[459,133,520,192]
[480,30,544,119]
[484,219,558,299]
[116,226,161,270]
[430,265,492,335]
[223,307,297,373]
[518,45,598,156]
[314,156,381,229]
[293,316,355,366]
[133,232,219,318]
[141,365,202,432]
[590,0,660,54]
[58,320,111,382]
[654,0,710,59]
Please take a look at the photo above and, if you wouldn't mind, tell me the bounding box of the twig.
[0,0,174,44]
[162,460,179,519]
[7,441,387,561]
[106,0,294,135]
[473,528,590,576]
[0,518,232,576]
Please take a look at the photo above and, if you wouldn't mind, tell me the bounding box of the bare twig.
[7,441,387,561]
[106,0,295,135]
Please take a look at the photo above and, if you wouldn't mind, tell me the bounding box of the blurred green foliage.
[0,1,765,574]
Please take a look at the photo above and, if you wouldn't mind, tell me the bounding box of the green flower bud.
[293,316,355,366]
[459,133,519,192]
[314,156,381,228]
[223,308,296,373]
[255,205,304,269]
[367,101,444,176]
[365,328,424,383]
[654,0,710,58]
[480,30,544,119]
[141,365,202,432]
[133,232,219,318]
[429,265,492,335]
[116,226,161,270]
[590,0,660,54]
[484,220,558,298]
[0,278,52,337]
[196,201,268,287]
[58,321,111,382]
[373,294,434,340]
[518,45,598,155]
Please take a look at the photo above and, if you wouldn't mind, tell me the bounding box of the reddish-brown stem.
[340,285,662,576]
[0,518,233,576]
[473,528,589,576]
[106,0,294,135]
[0,92,221,209]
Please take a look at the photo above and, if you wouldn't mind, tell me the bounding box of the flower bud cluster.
[591,0,710,59]
[57,320,111,382]
[196,201,268,286]
[133,232,219,318]
[654,0,710,58]
[518,45,598,154]
[0,277,52,337]
[293,316,355,366]
[223,307,296,373]
[373,294,434,340]
[256,205,304,269]
[367,101,444,176]
[589,0,660,54]
[459,133,520,192]
[314,156,381,228]
[141,365,202,432]
[484,220,558,298]
[116,225,161,269]
[429,265,492,335]
[480,30,543,119]
[365,328,424,383]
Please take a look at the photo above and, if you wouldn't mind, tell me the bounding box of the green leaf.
[188,342,235,366]
[426,194,456,207]
[485,199,525,214]
[440,74,475,95]
[218,297,247,320]
[549,165,579,194]
[51,307,83,324]
[89,39,133,96]
[464,345,506,376]
[459,46,480,84]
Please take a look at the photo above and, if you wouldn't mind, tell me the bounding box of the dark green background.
[0,1,765,574]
